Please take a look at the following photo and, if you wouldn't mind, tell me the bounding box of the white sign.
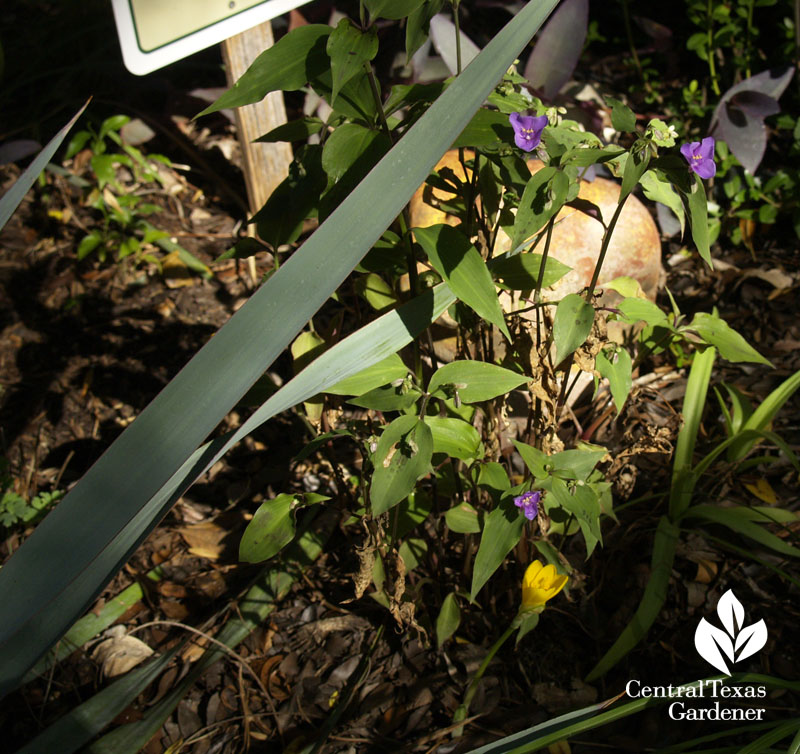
[112,0,313,76]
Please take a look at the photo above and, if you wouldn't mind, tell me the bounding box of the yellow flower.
[521,560,568,610]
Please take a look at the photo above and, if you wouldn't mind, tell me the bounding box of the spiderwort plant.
[514,490,541,521]
[509,112,548,152]
[680,136,717,179]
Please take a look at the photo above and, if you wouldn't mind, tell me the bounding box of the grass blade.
[15,647,181,754]
[465,674,800,754]
[84,509,337,753]
[585,515,678,681]
[686,504,800,558]
[0,100,89,231]
[728,370,800,462]
[669,346,716,519]
[0,0,560,696]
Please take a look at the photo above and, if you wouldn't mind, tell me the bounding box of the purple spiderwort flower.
[513,490,541,521]
[680,137,716,179]
[509,112,548,152]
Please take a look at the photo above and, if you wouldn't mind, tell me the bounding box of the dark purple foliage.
[524,0,588,101]
[710,67,794,175]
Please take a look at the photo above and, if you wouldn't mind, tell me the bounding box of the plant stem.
[453,0,463,75]
[534,216,555,350]
[453,622,516,735]
[364,61,393,143]
[585,196,628,300]
[620,0,652,96]
[706,0,721,96]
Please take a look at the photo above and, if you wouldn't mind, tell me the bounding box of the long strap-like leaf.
[0,1,560,695]
[0,100,89,231]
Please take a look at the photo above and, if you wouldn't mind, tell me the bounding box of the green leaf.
[255,117,325,144]
[640,170,685,236]
[476,462,511,501]
[323,124,387,181]
[416,224,510,338]
[471,490,526,600]
[561,145,625,167]
[686,174,712,267]
[515,610,540,646]
[77,232,102,260]
[553,293,595,364]
[424,416,482,461]
[393,491,433,540]
[0,0,561,696]
[253,144,328,248]
[669,346,716,519]
[365,0,427,21]
[239,493,327,563]
[326,354,409,396]
[452,108,513,148]
[327,19,379,105]
[445,501,481,533]
[2,100,86,266]
[716,382,754,437]
[24,568,163,683]
[399,537,427,571]
[436,592,461,647]
[310,66,378,122]
[319,124,392,219]
[617,297,668,327]
[90,154,116,189]
[547,479,602,557]
[354,271,399,311]
[348,383,421,410]
[428,360,528,403]
[215,237,269,263]
[198,26,332,116]
[685,504,800,558]
[685,312,771,365]
[511,168,570,251]
[728,370,800,462]
[460,676,800,754]
[619,149,650,201]
[595,347,632,414]
[406,0,446,60]
[606,97,636,132]
[491,252,571,291]
[371,416,433,515]
[514,441,548,478]
[548,446,607,481]
[585,516,678,681]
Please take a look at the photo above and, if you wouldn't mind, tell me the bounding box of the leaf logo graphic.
[694,589,767,674]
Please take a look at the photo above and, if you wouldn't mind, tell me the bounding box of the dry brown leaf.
[92,627,154,678]
[178,520,228,560]
[694,558,718,584]
[162,249,196,289]
[744,478,777,505]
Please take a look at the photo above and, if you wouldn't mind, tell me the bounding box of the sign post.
[221,22,293,217]
[111,0,310,262]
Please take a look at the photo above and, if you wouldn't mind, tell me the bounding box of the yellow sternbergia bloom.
[522,560,568,610]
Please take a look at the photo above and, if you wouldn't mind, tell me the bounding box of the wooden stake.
[221,20,293,218]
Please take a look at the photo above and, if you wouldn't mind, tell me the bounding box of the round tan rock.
[409,151,662,302]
